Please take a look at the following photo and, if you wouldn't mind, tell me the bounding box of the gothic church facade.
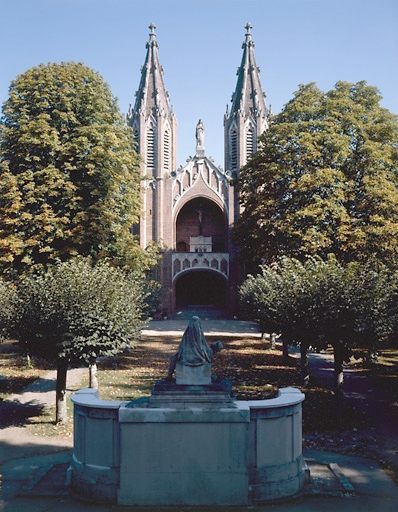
[127,24,270,317]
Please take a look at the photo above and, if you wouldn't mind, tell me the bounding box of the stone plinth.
[148,379,234,409]
[176,361,211,384]
[245,388,307,502]
[71,388,123,502]
[118,402,249,506]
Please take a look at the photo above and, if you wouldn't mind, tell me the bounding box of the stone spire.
[132,23,173,116]
[229,23,268,120]
[128,24,177,249]
[224,24,269,176]
[224,23,270,230]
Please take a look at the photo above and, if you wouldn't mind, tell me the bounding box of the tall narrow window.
[133,125,140,152]
[147,126,155,168]
[230,128,238,170]
[164,129,170,171]
[246,126,254,161]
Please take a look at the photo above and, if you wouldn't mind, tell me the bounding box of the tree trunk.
[270,333,276,350]
[26,353,32,369]
[56,357,69,424]
[333,341,345,397]
[300,342,310,385]
[364,347,378,367]
[89,363,98,389]
[282,339,289,360]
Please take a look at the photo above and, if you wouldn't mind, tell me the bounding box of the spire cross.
[149,23,156,36]
[245,22,252,35]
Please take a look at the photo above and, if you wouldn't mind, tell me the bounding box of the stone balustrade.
[172,252,229,280]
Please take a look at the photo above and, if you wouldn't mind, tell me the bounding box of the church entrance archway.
[175,270,227,311]
[175,197,227,252]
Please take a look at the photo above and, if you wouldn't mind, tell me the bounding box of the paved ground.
[142,318,261,337]
[1,319,398,510]
[289,344,398,476]
[7,366,87,410]
[2,448,398,511]
[1,367,85,463]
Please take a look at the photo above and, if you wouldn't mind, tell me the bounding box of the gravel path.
[8,366,87,409]
[1,367,87,463]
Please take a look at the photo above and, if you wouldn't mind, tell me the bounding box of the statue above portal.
[167,316,223,384]
[195,119,205,154]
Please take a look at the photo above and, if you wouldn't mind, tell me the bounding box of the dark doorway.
[175,270,227,309]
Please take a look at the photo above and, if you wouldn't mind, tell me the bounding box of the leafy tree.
[15,257,150,423]
[236,81,398,268]
[0,276,17,342]
[348,263,398,362]
[240,256,397,395]
[0,62,155,274]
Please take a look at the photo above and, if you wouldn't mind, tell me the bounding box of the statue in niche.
[167,316,223,381]
[195,119,205,149]
[197,205,203,235]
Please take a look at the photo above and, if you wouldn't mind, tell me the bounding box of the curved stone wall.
[71,387,305,505]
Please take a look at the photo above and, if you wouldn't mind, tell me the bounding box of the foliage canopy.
[240,256,398,352]
[0,62,154,273]
[236,81,398,267]
[0,277,17,342]
[15,257,149,364]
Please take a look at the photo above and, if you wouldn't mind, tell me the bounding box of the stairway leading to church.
[174,305,228,320]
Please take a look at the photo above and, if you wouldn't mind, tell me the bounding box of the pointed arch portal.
[175,197,227,252]
[175,270,227,309]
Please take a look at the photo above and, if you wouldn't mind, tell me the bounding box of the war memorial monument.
[71,317,306,505]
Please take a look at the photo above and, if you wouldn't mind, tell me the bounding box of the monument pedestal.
[118,400,249,506]
[176,361,211,384]
[148,378,234,409]
[71,387,306,506]
[71,315,306,505]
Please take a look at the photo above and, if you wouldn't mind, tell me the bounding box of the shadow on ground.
[0,399,45,428]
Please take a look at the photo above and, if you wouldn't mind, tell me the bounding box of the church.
[127,24,271,318]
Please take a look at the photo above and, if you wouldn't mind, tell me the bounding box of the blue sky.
[1,0,397,166]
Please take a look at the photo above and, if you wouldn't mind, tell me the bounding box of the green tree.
[0,276,17,342]
[236,81,398,268]
[0,62,153,273]
[15,257,150,423]
[240,256,397,395]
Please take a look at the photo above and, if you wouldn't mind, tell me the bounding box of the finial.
[245,22,252,36]
[149,23,156,36]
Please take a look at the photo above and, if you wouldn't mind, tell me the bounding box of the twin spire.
[226,22,268,121]
[132,23,267,121]
[133,23,172,116]
[131,23,268,163]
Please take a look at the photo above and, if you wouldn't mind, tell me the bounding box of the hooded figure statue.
[177,316,213,366]
[166,317,223,381]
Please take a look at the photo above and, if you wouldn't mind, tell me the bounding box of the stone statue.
[197,206,203,235]
[167,316,223,381]
[195,119,204,149]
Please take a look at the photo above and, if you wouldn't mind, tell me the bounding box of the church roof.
[227,23,268,120]
[132,24,172,116]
